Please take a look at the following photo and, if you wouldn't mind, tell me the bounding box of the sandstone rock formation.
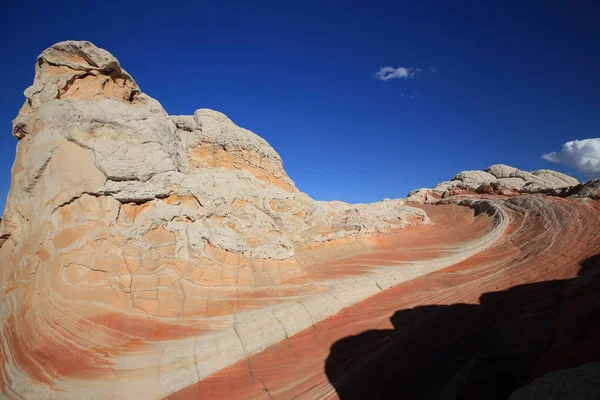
[1,41,599,400]
[0,41,431,399]
[406,163,594,202]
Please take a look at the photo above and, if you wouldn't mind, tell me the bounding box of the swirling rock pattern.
[0,41,599,399]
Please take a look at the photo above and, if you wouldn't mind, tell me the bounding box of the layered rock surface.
[0,41,431,399]
[1,41,599,400]
[407,163,599,202]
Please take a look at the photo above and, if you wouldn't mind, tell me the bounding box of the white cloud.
[542,138,600,178]
[374,66,419,81]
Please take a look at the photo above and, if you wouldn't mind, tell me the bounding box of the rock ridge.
[0,40,598,400]
[407,163,597,203]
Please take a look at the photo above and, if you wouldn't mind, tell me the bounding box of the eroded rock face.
[406,163,588,202]
[172,109,297,192]
[1,41,598,400]
[0,41,432,399]
[169,195,600,400]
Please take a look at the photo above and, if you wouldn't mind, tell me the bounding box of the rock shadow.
[325,253,600,399]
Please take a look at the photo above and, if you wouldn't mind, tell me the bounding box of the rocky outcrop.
[169,195,600,400]
[0,41,432,399]
[1,41,598,400]
[1,41,427,256]
[406,163,588,202]
[171,109,297,192]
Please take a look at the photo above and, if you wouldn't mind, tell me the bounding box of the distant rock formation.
[0,41,598,399]
[407,163,599,202]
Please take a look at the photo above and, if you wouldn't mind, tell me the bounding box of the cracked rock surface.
[0,41,431,399]
[407,163,598,202]
[1,41,599,400]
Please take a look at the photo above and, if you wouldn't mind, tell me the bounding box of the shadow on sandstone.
[325,254,600,400]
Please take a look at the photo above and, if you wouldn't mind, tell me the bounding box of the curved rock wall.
[177,195,600,400]
[0,41,598,400]
[0,41,430,399]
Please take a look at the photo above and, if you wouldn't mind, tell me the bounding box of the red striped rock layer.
[1,40,598,400]
[0,196,503,399]
[166,195,600,400]
[0,41,437,399]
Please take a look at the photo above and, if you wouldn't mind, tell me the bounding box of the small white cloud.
[542,138,600,178]
[374,66,419,81]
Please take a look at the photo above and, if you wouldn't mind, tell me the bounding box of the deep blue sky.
[1,1,599,212]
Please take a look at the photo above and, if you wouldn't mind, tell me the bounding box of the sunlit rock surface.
[406,163,598,202]
[1,41,599,400]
